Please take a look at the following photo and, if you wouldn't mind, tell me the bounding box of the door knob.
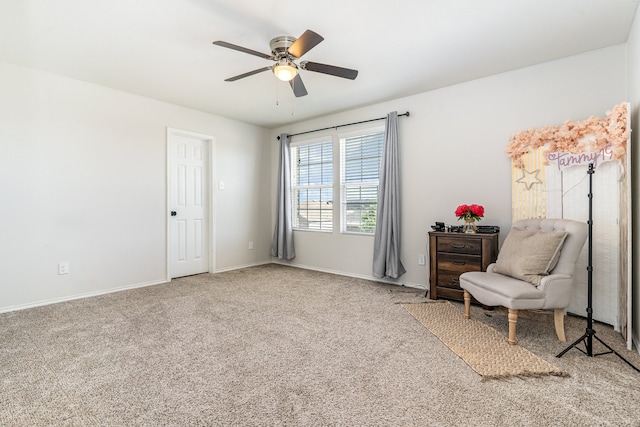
[171,211,177,216]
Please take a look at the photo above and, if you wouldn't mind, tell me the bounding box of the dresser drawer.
[437,270,463,289]
[437,237,481,255]
[437,253,481,272]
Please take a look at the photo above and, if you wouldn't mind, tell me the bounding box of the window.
[340,130,384,234]
[291,139,333,231]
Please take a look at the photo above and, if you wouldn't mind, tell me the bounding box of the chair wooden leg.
[463,290,471,319]
[554,308,566,342]
[508,309,518,345]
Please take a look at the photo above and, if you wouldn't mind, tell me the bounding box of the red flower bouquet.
[455,204,484,222]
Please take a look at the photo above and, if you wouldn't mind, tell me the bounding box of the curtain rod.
[277,111,410,140]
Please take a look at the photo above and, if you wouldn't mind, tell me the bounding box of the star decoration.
[516,168,543,190]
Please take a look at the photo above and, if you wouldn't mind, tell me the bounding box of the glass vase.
[463,219,476,234]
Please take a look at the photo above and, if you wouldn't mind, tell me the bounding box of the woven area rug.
[402,301,569,381]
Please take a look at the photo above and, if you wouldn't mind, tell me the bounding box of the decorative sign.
[506,103,629,169]
[546,144,615,171]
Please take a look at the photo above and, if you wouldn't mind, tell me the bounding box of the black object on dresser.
[428,231,499,301]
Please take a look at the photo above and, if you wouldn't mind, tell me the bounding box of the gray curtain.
[271,133,295,260]
[373,112,406,278]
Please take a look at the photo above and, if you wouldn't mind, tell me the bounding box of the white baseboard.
[0,261,426,314]
[0,278,167,314]
[270,260,428,292]
[214,260,272,273]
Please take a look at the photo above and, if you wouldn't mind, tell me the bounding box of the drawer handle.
[451,260,466,265]
[450,278,460,285]
[451,244,466,249]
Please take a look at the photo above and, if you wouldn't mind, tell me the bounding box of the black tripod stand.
[556,163,639,372]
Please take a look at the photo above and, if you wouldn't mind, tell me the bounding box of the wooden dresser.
[428,232,499,301]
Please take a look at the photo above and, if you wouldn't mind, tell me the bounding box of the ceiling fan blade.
[224,67,271,82]
[289,74,308,97]
[213,40,273,60]
[287,30,324,58]
[301,61,358,80]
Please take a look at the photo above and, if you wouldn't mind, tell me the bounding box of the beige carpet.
[3,264,640,426]
[402,301,568,381]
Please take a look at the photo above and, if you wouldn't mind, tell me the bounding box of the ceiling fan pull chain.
[290,80,296,116]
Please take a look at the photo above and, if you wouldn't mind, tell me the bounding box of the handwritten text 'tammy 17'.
[546,145,614,171]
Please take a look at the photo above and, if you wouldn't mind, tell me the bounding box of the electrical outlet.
[418,255,426,266]
[58,262,69,275]
[249,241,254,250]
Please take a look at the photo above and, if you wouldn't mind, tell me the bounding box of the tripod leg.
[556,332,589,358]
[592,334,640,373]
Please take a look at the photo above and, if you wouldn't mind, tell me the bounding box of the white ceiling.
[0,0,638,128]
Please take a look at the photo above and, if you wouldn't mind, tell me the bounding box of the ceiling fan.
[212,29,358,97]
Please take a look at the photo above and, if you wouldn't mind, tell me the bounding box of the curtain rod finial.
[405,111,410,117]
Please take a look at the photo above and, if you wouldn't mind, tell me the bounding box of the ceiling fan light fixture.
[273,61,297,82]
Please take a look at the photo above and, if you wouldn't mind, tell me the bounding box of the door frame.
[166,127,216,281]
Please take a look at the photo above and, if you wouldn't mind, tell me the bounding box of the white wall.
[627,12,640,352]
[270,45,627,293]
[0,60,272,312]
[1,40,633,321]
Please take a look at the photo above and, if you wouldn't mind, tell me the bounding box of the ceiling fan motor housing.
[270,35,297,59]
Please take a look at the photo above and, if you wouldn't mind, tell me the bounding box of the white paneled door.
[168,129,211,278]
